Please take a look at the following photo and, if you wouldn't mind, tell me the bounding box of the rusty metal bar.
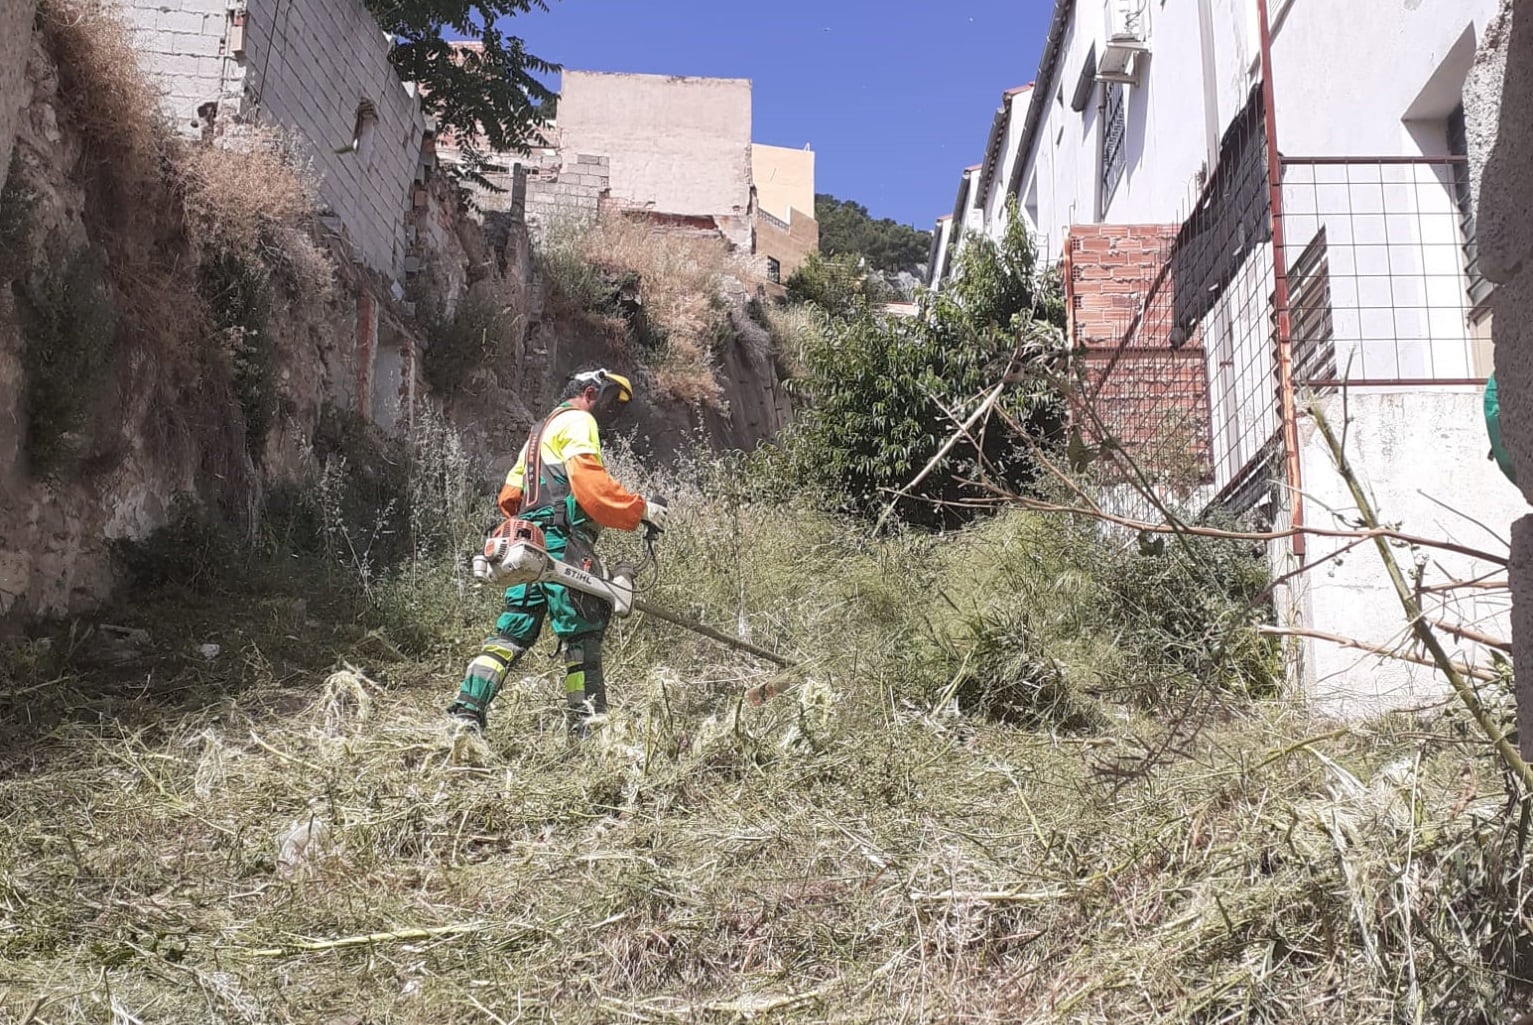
[1258,0,1305,560]
[1282,155,1468,166]
[1300,378,1488,389]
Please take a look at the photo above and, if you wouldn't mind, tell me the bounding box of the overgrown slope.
[1,440,1525,1024]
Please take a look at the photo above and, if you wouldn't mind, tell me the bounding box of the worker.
[448,368,669,735]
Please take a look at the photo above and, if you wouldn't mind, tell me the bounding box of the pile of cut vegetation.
[1,444,1527,1024]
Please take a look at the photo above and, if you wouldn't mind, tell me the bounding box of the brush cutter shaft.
[474,522,791,667]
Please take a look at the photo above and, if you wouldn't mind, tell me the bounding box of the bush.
[200,252,276,454]
[0,151,32,283]
[538,214,739,406]
[17,249,118,477]
[422,292,512,394]
[775,206,1067,529]
[783,252,892,317]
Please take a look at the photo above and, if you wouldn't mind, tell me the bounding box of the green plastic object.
[1485,374,1518,485]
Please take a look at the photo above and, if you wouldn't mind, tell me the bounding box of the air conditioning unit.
[1099,0,1150,84]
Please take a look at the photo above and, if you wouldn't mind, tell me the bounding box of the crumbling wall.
[242,0,425,280]
[0,0,35,180]
[1466,0,1533,756]
[522,152,609,234]
[119,0,425,280]
[557,71,753,247]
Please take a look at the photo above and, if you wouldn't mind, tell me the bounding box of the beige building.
[751,143,819,282]
[560,71,753,234]
[455,69,817,286]
[751,144,815,224]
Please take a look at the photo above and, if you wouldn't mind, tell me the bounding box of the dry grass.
[42,0,167,191]
[1,445,1529,1024]
[544,214,742,407]
[179,128,335,303]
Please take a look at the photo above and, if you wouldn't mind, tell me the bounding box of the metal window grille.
[767,257,781,285]
[1068,81,1486,526]
[1101,83,1127,216]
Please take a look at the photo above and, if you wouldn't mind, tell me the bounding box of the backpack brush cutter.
[472,516,792,669]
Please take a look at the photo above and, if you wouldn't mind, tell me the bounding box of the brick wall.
[522,152,609,234]
[1067,223,1213,482]
[0,0,34,181]
[119,0,426,280]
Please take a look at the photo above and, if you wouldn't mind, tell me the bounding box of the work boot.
[447,701,486,733]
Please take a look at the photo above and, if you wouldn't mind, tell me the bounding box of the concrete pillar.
[1465,0,1533,757]
[0,0,36,190]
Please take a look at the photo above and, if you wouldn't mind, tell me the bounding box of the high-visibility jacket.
[496,403,645,531]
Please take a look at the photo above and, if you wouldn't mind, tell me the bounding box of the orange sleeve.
[566,453,645,531]
[496,484,523,517]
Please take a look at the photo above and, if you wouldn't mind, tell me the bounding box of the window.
[1447,103,1492,310]
[1101,82,1127,215]
[767,257,781,284]
[1289,228,1336,389]
[1071,45,1098,112]
[352,100,379,162]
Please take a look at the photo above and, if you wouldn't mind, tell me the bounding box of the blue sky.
[500,0,1054,232]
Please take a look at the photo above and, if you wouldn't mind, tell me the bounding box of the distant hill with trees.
[814,194,933,280]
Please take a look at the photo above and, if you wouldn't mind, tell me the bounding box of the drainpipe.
[1257,0,1305,559]
[1195,0,1220,172]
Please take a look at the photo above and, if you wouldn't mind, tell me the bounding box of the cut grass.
[0,463,1527,1024]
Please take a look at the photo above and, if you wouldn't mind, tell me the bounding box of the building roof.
[1005,0,1077,198]
[977,84,1035,211]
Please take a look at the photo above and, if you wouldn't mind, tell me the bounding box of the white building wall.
[1267,0,1500,156]
[1297,389,1520,715]
[929,216,954,283]
[1020,0,1260,257]
[979,89,1032,243]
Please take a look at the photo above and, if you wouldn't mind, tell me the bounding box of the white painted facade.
[930,0,1523,713]
[932,0,1501,268]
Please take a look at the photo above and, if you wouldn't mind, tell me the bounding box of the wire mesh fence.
[1068,133,1490,525]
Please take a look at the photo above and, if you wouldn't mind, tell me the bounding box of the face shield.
[575,370,634,422]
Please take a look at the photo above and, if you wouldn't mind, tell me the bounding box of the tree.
[783,252,892,319]
[780,204,1067,530]
[365,0,559,154]
[814,194,934,279]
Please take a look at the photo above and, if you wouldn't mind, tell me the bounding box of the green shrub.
[0,151,32,282]
[110,500,248,594]
[422,292,511,393]
[774,208,1067,530]
[17,248,118,477]
[199,252,275,455]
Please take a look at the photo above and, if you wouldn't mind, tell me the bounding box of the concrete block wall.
[0,0,35,182]
[119,0,425,280]
[1466,0,1533,757]
[243,0,424,279]
[118,0,240,135]
[523,153,609,236]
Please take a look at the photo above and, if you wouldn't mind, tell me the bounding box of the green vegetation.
[367,0,559,155]
[421,292,515,395]
[775,206,1065,529]
[814,193,934,278]
[0,427,1521,1023]
[16,248,119,477]
[200,253,277,456]
[0,151,32,282]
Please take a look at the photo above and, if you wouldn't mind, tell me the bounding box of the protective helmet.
[570,368,633,414]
